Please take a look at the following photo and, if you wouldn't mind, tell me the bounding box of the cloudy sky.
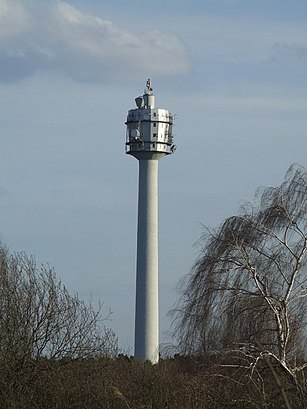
[1,0,307,351]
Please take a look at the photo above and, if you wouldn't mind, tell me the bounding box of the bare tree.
[0,245,118,367]
[174,164,307,377]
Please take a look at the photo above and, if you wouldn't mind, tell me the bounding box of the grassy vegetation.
[0,354,305,408]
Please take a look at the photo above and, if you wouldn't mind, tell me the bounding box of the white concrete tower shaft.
[135,158,159,362]
[125,80,175,363]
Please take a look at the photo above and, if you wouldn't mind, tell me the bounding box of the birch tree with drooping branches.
[174,164,307,377]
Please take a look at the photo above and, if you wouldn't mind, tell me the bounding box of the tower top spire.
[145,79,153,95]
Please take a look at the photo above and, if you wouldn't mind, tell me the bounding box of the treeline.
[0,354,306,408]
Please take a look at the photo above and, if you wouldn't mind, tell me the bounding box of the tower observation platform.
[125,80,175,159]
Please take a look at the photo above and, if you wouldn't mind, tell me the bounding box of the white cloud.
[0,0,191,82]
[0,0,30,43]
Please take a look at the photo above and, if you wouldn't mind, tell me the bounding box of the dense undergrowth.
[0,354,306,408]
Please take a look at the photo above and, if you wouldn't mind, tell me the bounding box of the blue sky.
[1,0,307,351]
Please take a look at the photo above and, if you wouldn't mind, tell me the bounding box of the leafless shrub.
[0,245,118,366]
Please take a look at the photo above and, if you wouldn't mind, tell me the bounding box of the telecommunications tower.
[125,80,175,363]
